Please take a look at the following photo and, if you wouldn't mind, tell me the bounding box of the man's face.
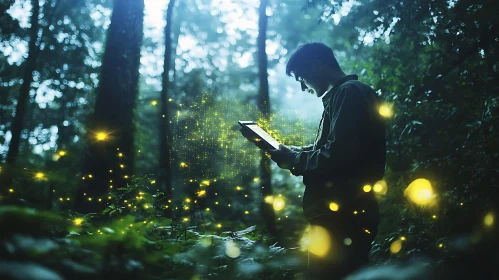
[296,75,328,98]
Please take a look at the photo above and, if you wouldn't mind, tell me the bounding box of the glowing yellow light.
[329,202,339,212]
[197,190,206,197]
[95,132,109,141]
[225,240,241,258]
[185,198,191,203]
[73,218,84,226]
[245,211,249,214]
[144,204,150,209]
[390,240,403,254]
[404,178,435,206]
[253,177,259,182]
[460,202,464,206]
[364,228,371,234]
[400,236,406,241]
[373,180,388,195]
[109,185,113,189]
[58,151,67,156]
[168,98,172,102]
[432,215,437,219]
[151,100,157,106]
[66,198,70,201]
[124,175,128,179]
[273,197,285,211]
[236,186,242,191]
[35,172,46,180]
[217,223,222,228]
[201,180,210,186]
[120,164,124,168]
[228,204,231,207]
[264,196,274,204]
[109,170,113,173]
[129,224,133,227]
[484,212,494,227]
[215,201,219,205]
[180,162,188,168]
[379,103,393,118]
[59,197,63,201]
[183,217,189,222]
[9,189,14,193]
[438,243,443,248]
[206,208,210,211]
[88,197,92,201]
[300,225,331,257]
[363,185,372,192]
[98,198,102,202]
[151,180,156,184]
[88,174,93,178]
[184,206,189,210]
[118,153,123,157]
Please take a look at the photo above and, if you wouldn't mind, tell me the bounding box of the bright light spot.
[201,180,210,186]
[484,212,494,227]
[9,189,14,193]
[217,223,222,228]
[183,217,189,222]
[73,218,84,226]
[225,240,241,258]
[185,198,191,203]
[363,185,372,192]
[151,100,157,106]
[244,210,249,214]
[273,196,285,211]
[329,202,339,212]
[58,151,67,156]
[264,196,274,204]
[379,103,393,118]
[404,178,435,206]
[118,153,123,157]
[300,225,331,257]
[344,238,352,246]
[34,172,46,180]
[253,177,259,182]
[432,215,437,219]
[236,186,242,191]
[95,132,109,141]
[438,243,443,248]
[373,180,388,195]
[400,236,406,241]
[197,190,206,197]
[390,240,403,254]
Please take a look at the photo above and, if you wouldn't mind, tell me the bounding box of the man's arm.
[290,86,367,177]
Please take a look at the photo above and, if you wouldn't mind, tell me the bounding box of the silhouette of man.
[241,42,386,279]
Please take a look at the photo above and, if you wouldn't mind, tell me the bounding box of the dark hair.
[285,42,341,78]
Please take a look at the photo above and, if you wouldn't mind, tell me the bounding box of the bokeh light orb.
[273,197,285,211]
[404,178,435,206]
[390,240,403,254]
[300,225,331,257]
[225,240,241,258]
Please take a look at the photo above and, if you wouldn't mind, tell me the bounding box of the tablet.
[238,121,281,150]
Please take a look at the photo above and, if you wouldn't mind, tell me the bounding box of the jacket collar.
[321,74,359,107]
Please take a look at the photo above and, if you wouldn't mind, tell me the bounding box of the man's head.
[286,42,344,97]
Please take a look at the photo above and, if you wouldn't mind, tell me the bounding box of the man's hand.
[239,128,268,150]
[268,144,300,170]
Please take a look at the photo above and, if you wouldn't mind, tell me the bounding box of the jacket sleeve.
[290,86,366,177]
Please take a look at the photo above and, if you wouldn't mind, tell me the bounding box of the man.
[241,42,386,279]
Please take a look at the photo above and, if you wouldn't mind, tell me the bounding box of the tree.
[158,0,176,215]
[0,0,42,195]
[257,0,279,243]
[75,0,145,213]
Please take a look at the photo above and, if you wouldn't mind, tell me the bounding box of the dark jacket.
[290,75,386,222]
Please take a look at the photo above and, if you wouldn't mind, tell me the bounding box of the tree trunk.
[0,0,40,195]
[74,0,144,213]
[257,0,279,243]
[158,0,176,216]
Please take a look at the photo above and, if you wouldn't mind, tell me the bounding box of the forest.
[0,0,498,279]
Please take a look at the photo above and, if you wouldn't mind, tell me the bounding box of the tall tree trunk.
[257,0,279,243]
[158,0,176,216]
[0,0,40,195]
[74,0,144,213]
